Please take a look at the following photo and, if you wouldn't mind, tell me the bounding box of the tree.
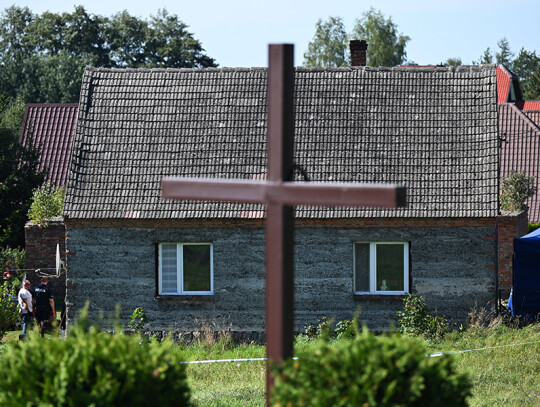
[474,47,493,65]
[444,57,462,66]
[512,48,540,97]
[0,95,45,248]
[350,8,410,67]
[525,64,540,100]
[0,6,217,103]
[303,17,348,67]
[495,37,514,66]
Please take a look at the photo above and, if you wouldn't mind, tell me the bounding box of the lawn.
[1,321,539,406]
[179,322,540,406]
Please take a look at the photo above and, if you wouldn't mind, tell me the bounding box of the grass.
[1,319,539,406]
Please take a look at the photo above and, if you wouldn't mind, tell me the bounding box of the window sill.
[155,295,214,302]
[353,294,406,301]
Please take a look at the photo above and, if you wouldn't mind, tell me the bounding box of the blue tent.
[509,228,540,320]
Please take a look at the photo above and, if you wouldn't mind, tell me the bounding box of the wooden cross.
[162,44,406,403]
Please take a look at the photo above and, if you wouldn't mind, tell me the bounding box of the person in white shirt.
[18,280,33,339]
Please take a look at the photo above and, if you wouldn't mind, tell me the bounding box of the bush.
[271,328,471,406]
[27,182,64,226]
[0,246,25,275]
[0,307,191,406]
[397,293,448,341]
[500,170,536,212]
[0,280,19,339]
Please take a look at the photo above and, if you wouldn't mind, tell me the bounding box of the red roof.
[497,66,512,103]
[517,100,540,111]
[19,104,78,187]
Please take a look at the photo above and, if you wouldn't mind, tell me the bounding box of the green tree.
[513,48,540,97]
[303,16,348,67]
[0,95,45,248]
[28,182,64,226]
[525,64,540,100]
[474,47,493,65]
[0,5,217,103]
[495,37,514,66]
[350,8,410,67]
[444,57,462,66]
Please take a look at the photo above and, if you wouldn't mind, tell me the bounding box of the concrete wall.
[65,218,497,334]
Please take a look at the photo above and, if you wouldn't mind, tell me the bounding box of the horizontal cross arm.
[162,177,406,208]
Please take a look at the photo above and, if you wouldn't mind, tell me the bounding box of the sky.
[3,0,539,68]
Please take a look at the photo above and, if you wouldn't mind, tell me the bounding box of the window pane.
[376,244,404,291]
[183,245,211,292]
[161,244,177,293]
[354,243,370,292]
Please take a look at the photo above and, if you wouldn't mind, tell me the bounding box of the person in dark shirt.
[33,276,55,337]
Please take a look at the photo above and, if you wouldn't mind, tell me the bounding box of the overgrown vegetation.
[397,293,449,341]
[0,248,24,339]
[27,182,64,226]
[272,327,470,406]
[500,170,536,212]
[0,306,191,406]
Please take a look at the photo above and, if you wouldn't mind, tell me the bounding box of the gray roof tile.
[64,65,498,219]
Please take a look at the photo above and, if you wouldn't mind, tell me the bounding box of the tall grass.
[1,322,539,406]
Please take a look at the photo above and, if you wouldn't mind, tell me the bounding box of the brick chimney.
[350,40,368,67]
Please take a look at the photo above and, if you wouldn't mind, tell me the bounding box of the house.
[19,103,79,187]
[63,64,500,334]
[497,66,540,222]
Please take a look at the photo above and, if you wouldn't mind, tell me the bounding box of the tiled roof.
[64,66,498,219]
[19,104,79,187]
[499,103,540,221]
[517,101,540,111]
[497,66,512,103]
[524,111,540,127]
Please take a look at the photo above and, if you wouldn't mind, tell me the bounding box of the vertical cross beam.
[265,44,295,394]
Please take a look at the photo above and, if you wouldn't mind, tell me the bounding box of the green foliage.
[128,306,148,333]
[512,48,540,97]
[495,37,514,66]
[444,57,462,66]
[303,16,348,67]
[0,246,25,275]
[0,280,19,339]
[474,47,494,64]
[303,9,409,68]
[350,8,410,67]
[0,306,191,406]
[271,328,470,406]
[397,293,448,341]
[500,170,536,212]
[303,316,358,340]
[525,63,540,100]
[0,96,45,248]
[0,5,217,103]
[27,182,64,225]
[528,222,540,233]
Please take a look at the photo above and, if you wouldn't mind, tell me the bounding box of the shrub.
[0,246,25,275]
[27,182,64,226]
[0,307,191,406]
[500,170,536,212]
[128,306,149,334]
[0,280,19,339]
[271,328,471,406]
[397,293,448,341]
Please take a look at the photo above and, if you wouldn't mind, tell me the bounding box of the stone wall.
[65,217,497,333]
[24,217,66,300]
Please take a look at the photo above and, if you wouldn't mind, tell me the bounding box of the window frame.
[353,242,409,295]
[158,242,214,296]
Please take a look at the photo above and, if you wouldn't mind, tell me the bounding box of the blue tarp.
[509,228,540,320]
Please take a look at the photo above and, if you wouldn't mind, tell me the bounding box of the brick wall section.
[65,216,498,333]
[497,210,529,298]
[24,217,67,300]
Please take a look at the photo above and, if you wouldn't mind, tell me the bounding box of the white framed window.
[354,242,409,294]
[158,243,213,295]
